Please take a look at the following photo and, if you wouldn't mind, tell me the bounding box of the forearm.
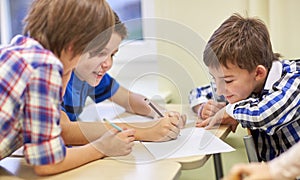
[269,142,300,180]
[114,121,169,142]
[111,86,155,117]
[127,92,154,117]
[113,121,152,141]
[60,111,107,145]
[34,144,104,176]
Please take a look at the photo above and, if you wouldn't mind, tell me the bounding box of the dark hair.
[203,13,280,71]
[23,0,114,58]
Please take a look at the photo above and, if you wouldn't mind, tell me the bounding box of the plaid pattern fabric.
[190,60,300,161]
[0,35,66,165]
[189,84,213,108]
[226,60,300,161]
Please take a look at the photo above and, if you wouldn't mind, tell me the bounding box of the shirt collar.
[264,61,282,90]
[71,72,87,90]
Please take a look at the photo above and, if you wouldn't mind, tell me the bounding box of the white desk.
[99,103,231,179]
[2,103,231,180]
[0,157,181,180]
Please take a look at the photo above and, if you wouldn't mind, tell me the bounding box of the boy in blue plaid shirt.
[194,13,300,162]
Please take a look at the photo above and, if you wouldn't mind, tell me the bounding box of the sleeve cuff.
[24,136,66,165]
[225,103,235,118]
[190,97,208,108]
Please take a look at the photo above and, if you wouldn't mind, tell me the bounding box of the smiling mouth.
[226,95,233,99]
[93,71,103,75]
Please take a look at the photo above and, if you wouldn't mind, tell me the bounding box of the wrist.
[197,104,205,119]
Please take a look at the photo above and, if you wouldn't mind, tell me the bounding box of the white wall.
[111,0,300,104]
[153,0,300,103]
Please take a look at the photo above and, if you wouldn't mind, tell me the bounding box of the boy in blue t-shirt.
[61,12,186,143]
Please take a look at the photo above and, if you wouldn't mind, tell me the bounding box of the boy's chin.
[88,80,101,87]
[226,97,240,104]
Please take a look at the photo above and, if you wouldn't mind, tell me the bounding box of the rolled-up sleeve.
[23,65,66,165]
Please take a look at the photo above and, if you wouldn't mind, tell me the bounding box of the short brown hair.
[114,11,127,40]
[23,0,114,58]
[203,13,280,71]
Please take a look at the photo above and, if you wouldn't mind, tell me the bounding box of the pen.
[210,81,218,102]
[103,118,123,132]
[144,98,164,117]
[210,81,225,102]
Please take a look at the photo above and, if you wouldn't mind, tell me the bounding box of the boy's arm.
[24,66,66,166]
[268,141,300,179]
[34,128,136,175]
[109,86,187,141]
[197,107,239,132]
[114,116,181,142]
[110,86,155,117]
[225,142,300,180]
[33,144,104,175]
[60,111,108,145]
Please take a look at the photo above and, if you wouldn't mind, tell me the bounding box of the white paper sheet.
[79,102,126,122]
[79,101,154,123]
[142,127,235,159]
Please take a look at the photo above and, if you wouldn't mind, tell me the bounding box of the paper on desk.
[142,127,235,159]
[79,101,154,123]
[79,102,126,122]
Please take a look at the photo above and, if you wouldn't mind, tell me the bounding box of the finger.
[126,136,135,143]
[204,118,216,130]
[178,114,187,128]
[231,123,238,133]
[216,102,226,108]
[118,129,136,138]
[196,119,210,127]
[109,128,120,135]
[167,111,181,120]
[229,164,252,179]
[203,109,216,118]
[166,129,179,140]
[169,116,180,127]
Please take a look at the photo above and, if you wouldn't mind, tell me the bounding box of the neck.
[62,72,72,97]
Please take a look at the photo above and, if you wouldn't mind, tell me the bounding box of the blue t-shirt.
[62,72,119,121]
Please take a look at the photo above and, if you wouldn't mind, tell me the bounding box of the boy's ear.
[254,65,268,80]
[64,44,75,59]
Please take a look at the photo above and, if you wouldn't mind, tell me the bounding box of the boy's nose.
[100,58,112,70]
[215,82,225,96]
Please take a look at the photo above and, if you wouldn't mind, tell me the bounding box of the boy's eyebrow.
[209,73,234,79]
[221,75,234,78]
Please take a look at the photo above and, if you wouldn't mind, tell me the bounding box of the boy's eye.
[98,52,107,57]
[224,80,233,83]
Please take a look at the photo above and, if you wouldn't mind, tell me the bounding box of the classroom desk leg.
[213,153,223,180]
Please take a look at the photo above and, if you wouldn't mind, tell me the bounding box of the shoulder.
[98,73,118,86]
[2,35,63,73]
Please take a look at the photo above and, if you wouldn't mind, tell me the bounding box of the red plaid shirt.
[0,35,66,165]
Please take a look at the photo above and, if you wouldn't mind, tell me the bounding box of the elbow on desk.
[33,164,67,176]
[33,165,53,176]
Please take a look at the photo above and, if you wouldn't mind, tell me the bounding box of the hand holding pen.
[91,118,135,156]
[144,98,186,129]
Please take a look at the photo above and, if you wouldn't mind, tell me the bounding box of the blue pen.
[103,118,123,132]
